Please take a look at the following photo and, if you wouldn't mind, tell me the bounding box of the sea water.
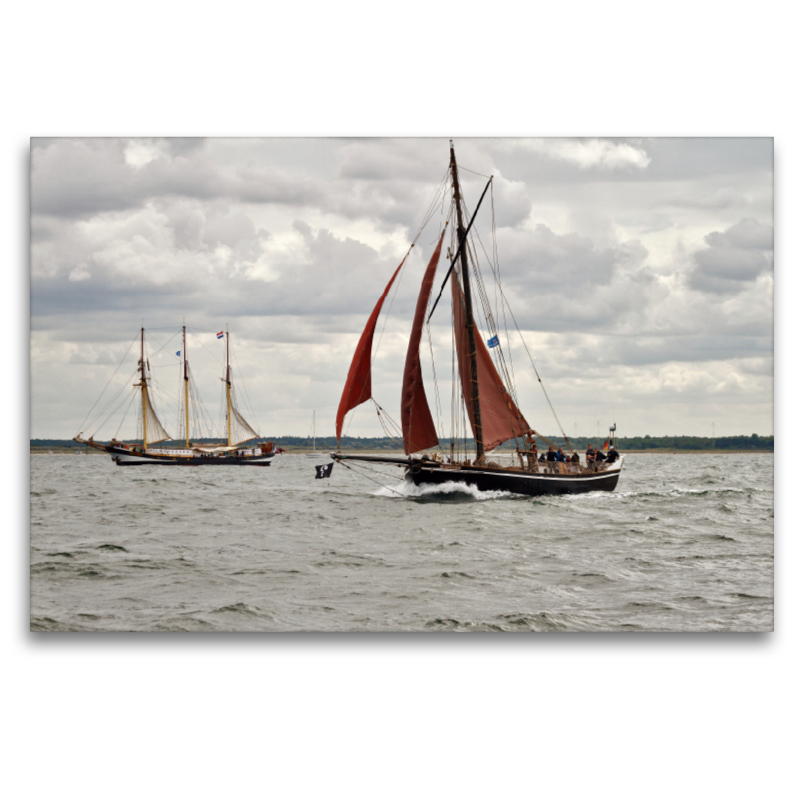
[29,452,774,631]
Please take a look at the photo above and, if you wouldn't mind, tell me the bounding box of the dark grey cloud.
[689,217,773,294]
[31,138,327,219]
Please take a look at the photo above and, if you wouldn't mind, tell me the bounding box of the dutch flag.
[217,331,224,339]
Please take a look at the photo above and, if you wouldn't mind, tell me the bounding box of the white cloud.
[123,139,163,168]
[517,138,651,170]
[68,267,90,282]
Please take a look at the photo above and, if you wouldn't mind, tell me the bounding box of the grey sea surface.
[29,452,774,632]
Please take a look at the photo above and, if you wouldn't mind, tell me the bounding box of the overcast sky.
[30,137,773,440]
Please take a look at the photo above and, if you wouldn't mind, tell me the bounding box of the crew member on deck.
[593,446,607,470]
[606,445,620,464]
[546,446,557,462]
[586,444,595,465]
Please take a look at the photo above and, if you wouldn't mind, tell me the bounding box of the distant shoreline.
[31,447,774,456]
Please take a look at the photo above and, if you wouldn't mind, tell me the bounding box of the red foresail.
[335,258,406,443]
[451,276,531,452]
[401,230,446,455]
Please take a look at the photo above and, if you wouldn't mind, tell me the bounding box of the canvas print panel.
[30,137,774,631]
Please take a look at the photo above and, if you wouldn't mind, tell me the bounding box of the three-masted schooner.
[331,142,623,496]
[75,326,278,466]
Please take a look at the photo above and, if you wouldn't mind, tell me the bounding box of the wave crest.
[372,480,512,502]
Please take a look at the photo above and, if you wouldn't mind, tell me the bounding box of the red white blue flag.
[217,331,224,339]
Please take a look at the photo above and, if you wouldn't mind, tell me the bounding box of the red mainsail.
[335,258,406,443]
[401,230,446,455]
[451,276,531,452]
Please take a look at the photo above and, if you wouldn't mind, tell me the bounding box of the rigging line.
[232,346,260,434]
[76,334,139,435]
[148,366,174,421]
[190,371,214,439]
[187,326,228,337]
[426,317,444,452]
[489,183,518,398]
[459,165,492,179]
[500,294,574,452]
[465,225,518,408]
[459,201,522,409]
[414,168,450,236]
[369,245,411,377]
[368,171,449,373]
[113,391,138,440]
[373,400,403,442]
[198,335,226,368]
[427,175,494,323]
[146,330,180,358]
[96,384,134,439]
[338,459,406,497]
[84,366,139,435]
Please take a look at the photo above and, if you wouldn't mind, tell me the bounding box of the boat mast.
[225,327,232,448]
[450,141,484,461]
[313,410,316,451]
[183,323,189,449]
[140,326,148,450]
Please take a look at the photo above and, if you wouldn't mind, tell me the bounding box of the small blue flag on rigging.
[487,335,500,348]
[176,350,181,357]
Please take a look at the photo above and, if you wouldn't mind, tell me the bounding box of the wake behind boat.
[75,326,279,466]
[330,141,623,497]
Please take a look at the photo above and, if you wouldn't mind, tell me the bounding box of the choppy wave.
[30,452,774,632]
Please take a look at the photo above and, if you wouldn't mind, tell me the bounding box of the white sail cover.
[230,403,258,446]
[144,390,171,445]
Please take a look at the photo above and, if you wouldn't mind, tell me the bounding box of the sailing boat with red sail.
[331,141,624,496]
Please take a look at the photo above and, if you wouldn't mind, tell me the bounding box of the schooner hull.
[112,452,275,466]
[82,443,277,466]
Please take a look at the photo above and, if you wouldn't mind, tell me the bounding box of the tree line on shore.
[33,434,773,452]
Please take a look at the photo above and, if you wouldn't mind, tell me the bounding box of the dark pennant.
[315,463,334,479]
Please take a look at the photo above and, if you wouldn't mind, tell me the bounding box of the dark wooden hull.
[332,453,623,497]
[406,461,621,496]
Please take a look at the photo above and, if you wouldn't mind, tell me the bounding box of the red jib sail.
[401,230,446,455]
[335,257,406,443]
[451,276,531,452]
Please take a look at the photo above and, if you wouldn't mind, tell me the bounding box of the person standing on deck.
[593,446,607,471]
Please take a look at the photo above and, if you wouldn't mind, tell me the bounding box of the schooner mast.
[450,141,484,462]
[225,327,232,447]
[183,323,190,449]
[140,326,148,449]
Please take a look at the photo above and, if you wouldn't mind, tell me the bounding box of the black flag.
[315,463,334,479]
